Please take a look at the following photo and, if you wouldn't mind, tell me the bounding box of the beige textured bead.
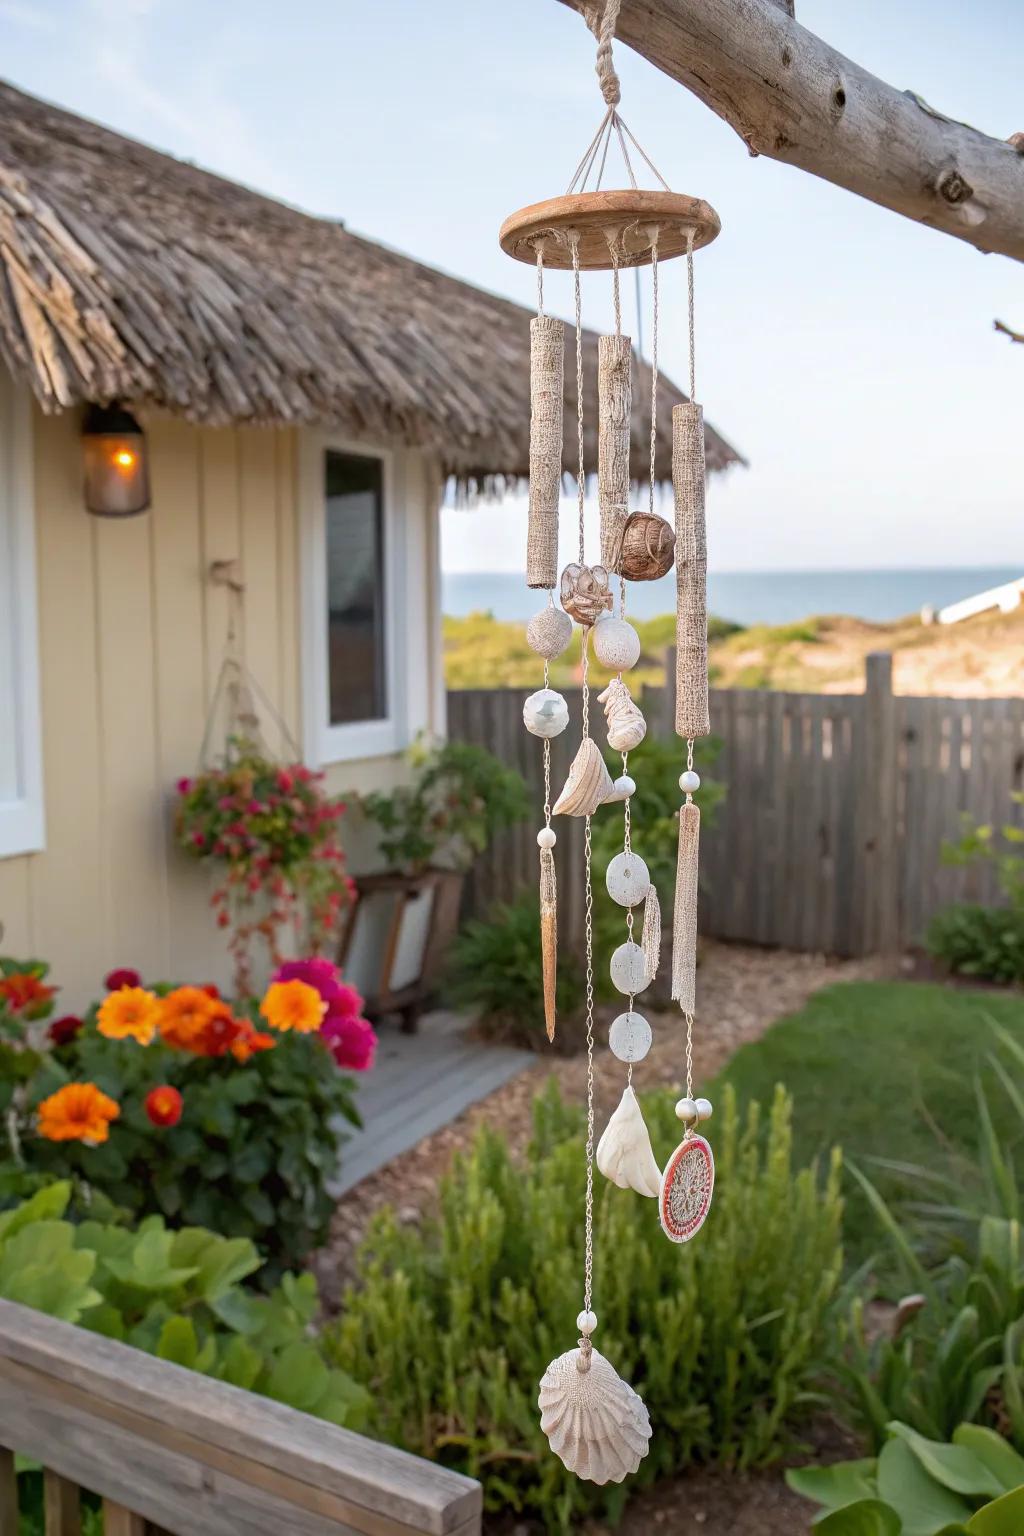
[527,604,573,660]
[527,316,564,589]
[673,402,710,739]
[598,334,631,570]
[671,801,700,1014]
[592,616,640,671]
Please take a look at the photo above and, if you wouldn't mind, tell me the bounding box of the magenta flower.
[273,956,348,1004]
[176,777,192,795]
[322,1013,376,1072]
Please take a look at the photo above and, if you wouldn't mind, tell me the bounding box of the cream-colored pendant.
[605,850,650,908]
[524,687,569,739]
[553,736,614,816]
[597,678,647,753]
[597,1086,662,1197]
[538,1347,652,1484]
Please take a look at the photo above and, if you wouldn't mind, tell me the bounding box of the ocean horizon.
[442,567,1022,629]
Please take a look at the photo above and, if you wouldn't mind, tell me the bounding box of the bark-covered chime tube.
[598,333,631,570]
[672,401,710,739]
[671,800,700,1014]
[527,315,565,589]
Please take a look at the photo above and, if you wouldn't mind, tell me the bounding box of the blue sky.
[2,0,1021,573]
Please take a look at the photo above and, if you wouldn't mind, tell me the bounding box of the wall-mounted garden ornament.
[499,0,718,1482]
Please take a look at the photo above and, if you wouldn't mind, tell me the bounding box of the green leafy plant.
[787,1421,1024,1533]
[359,737,529,874]
[0,1180,370,1425]
[927,798,1024,985]
[326,1081,843,1531]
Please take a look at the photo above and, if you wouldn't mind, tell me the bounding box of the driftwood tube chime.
[500,0,720,1485]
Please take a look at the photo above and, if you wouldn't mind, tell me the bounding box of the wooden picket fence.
[448,654,1024,958]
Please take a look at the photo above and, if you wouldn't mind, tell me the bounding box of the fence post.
[861,652,900,954]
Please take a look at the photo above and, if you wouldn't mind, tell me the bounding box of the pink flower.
[176,777,192,795]
[323,983,365,1021]
[104,967,140,991]
[276,769,294,793]
[273,957,350,1005]
[322,1013,376,1072]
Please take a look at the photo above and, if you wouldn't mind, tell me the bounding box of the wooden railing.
[0,1300,482,1536]
[449,652,1024,958]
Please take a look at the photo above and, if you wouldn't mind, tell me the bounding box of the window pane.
[325,451,387,725]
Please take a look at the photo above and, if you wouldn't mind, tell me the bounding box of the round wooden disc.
[499,190,720,270]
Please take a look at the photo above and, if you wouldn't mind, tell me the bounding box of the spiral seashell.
[527,604,574,660]
[523,687,569,739]
[598,679,647,753]
[560,562,613,627]
[553,737,615,816]
[617,511,676,581]
[597,1086,662,1197]
[539,1347,652,1484]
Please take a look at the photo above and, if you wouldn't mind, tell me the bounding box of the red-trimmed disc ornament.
[658,1133,715,1244]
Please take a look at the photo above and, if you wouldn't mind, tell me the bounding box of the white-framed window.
[0,369,44,858]
[300,433,406,764]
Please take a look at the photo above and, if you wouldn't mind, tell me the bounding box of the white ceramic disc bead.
[537,827,556,848]
[695,1097,713,1122]
[527,604,573,661]
[592,615,641,672]
[610,941,648,996]
[609,1011,652,1063]
[605,851,650,908]
[576,1309,597,1335]
[675,1097,698,1123]
[679,770,701,793]
[523,688,569,739]
[613,774,636,798]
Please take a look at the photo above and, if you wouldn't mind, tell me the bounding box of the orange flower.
[158,986,223,1050]
[260,979,326,1034]
[144,1085,183,1127]
[97,986,159,1045]
[38,1082,120,1144]
[0,973,56,1012]
[231,1020,277,1062]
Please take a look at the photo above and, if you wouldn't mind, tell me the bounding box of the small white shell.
[597,1086,662,1197]
[610,941,648,996]
[538,1347,652,1484]
[605,851,650,908]
[598,678,647,753]
[592,616,641,672]
[609,1010,652,1063]
[527,604,573,660]
[523,688,569,739]
[553,737,614,816]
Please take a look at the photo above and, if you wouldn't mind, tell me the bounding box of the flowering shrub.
[175,747,352,994]
[0,957,376,1279]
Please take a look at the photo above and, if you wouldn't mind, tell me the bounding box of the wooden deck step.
[330,1010,533,1196]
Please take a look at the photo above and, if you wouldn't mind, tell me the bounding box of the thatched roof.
[0,81,742,482]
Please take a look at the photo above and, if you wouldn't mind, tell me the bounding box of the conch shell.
[553,737,615,816]
[539,1347,652,1484]
[598,679,647,753]
[596,1086,662,1197]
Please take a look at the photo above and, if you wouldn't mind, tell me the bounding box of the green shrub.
[0,1181,369,1426]
[326,1081,843,1531]
[788,1421,1024,1533]
[927,905,1024,985]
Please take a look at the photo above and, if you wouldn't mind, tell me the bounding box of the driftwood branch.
[994,319,1024,344]
[559,0,1024,261]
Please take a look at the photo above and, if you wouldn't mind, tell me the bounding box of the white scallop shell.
[553,736,614,817]
[659,1133,715,1244]
[597,1086,662,1197]
[592,615,641,672]
[538,1347,652,1484]
[523,687,569,739]
[609,1010,652,1063]
[597,678,647,753]
[605,851,650,908]
[609,941,648,995]
[527,604,574,660]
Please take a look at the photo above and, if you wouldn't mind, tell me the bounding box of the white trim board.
[0,374,44,859]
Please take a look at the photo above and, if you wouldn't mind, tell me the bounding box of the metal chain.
[649,230,659,516]
[581,635,596,1333]
[572,237,585,565]
[543,661,552,827]
[536,243,545,317]
[686,228,696,403]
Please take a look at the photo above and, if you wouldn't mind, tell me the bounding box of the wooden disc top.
[499,190,720,270]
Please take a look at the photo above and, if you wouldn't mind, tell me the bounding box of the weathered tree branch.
[559,0,1024,261]
[994,319,1024,344]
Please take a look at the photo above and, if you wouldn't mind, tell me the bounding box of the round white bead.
[609,1011,652,1062]
[675,1097,698,1123]
[695,1097,713,1122]
[523,687,569,739]
[605,851,650,908]
[610,941,648,995]
[526,604,573,661]
[613,773,636,798]
[576,1309,597,1336]
[592,615,641,672]
[537,827,556,849]
[679,770,701,793]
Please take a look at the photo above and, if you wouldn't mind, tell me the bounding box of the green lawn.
[712,980,1024,1268]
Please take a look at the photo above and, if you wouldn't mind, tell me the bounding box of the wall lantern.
[81,403,151,517]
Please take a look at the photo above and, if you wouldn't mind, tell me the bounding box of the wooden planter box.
[337,869,465,1031]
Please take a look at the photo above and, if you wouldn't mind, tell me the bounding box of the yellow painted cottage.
[0,81,740,1005]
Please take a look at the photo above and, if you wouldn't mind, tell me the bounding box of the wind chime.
[500,0,719,1485]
